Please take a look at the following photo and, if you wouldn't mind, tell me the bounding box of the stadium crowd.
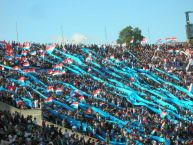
[0,40,193,145]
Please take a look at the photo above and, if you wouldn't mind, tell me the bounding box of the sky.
[0,0,193,44]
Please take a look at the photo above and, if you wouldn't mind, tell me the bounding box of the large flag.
[46,44,55,54]
[165,37,177,43]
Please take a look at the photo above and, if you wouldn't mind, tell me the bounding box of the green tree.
[117,26,144,46]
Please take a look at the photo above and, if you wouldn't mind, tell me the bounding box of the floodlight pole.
[185,11,193,42]
[16,22,19,42]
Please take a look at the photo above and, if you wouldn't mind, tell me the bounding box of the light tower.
[185,11,193,42]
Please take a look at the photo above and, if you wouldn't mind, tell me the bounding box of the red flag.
[5,44,13,56]
[64,58,73,64]
[12,66,20,70]
[87,108,92,114]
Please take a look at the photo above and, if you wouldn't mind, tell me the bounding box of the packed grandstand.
[0,41,193,145]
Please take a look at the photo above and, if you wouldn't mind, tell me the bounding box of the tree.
[117,26,144,46]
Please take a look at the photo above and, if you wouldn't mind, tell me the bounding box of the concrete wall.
[0,102,96,142]
[0,102,42,124]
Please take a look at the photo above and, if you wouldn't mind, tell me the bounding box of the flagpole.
[61,26,64,45]
[16,22,19,42]
[148,26,151,44]
[105,26,108,44]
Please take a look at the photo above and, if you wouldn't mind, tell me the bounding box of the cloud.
[71,33,87,44]
[50,33,88,44]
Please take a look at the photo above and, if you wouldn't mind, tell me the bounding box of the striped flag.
[48,69,54,75]
[64,58,73,64]
[54,63,63,69]
[44,97,53,103]
[55,86,63,94]
[12,66,20,70]
[23,42,30,50]
[23,61,30,67]
[47,86,54,92]
[18,77,25,83]
[93,89,101,97]
[99,102,105,107]
[71,102,79,109]
[79,96,85,102]
[165,37,177,42]
[141,38,147,45]
[160,111,167,118]
[23,68,36,73]
[21,50,28,56]
[46,44,55,54]
[52,70,66,76]
[52,70,61,76]
[110,55,114,59]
